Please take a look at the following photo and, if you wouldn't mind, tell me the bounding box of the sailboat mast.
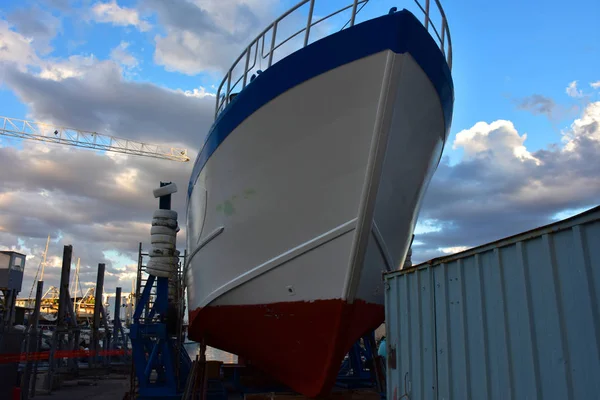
[39,235,50,281]
[73,258,81,314]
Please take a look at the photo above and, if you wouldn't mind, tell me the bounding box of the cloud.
[110,41,138,68]
[176,86,216,98]
[0,138,193,295]
[7,7,61,54]
[1,59,214,147]
[515,94,556,117]
[414,101,600,263]
[0,20,40,70]
[453,120,540,165]
[38,54,99,80]
[591,81,600,90]
[0,51,216,293]
[515,94,579,123]
[43,0,72,11]
[91,1,151,31]
[146,0,279,75]
[566,80,583,98]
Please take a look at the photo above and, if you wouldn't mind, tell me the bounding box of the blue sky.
[0,0,599,293]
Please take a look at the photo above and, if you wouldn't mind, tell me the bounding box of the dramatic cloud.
[413,101,600,263]
[91,0,151,31]
[453,120,540,165]
[0,137,193,296]
[2,60,214,147]
[591,81,600,90]
[0,28,213,293]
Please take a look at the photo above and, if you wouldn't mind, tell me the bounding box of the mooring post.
[57,245,73,326]
[91,263,105,369]
[113,287,123,353]
[47,245,73,392]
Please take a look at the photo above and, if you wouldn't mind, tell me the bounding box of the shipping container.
[384,206,600,400]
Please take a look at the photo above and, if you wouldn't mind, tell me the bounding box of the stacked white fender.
[147,183,180,283]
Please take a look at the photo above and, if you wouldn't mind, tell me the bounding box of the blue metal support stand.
[336,331,384,392]
[129,182,191,399]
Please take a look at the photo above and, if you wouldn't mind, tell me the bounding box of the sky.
[0,0,599,300]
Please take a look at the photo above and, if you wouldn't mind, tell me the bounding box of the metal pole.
[268,22,278,67]
[304,0,315,47]
[113,287,122,351]
[22,280,43,400]
[114,287,122,327]
[100,305,111,367]
[242,46,251,88]
[91,263,105,368]
[350,0,358,27]
[57,245,73,327]
[47,245,73,393]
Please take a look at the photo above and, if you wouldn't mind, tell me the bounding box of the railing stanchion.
[441,18,446,56]
[304,0,316,47]
[242,46,252,88]
[350,0,358,26]
[424,0,430,30]
[268,22,278,67]
[226,72,232,106]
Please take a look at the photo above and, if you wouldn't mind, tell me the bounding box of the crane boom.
[0,116,190,162]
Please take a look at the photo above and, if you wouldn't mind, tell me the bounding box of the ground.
[36,374,130,399]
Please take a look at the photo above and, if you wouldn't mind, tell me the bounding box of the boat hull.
[186,9,453,398]
[190,299,384,396]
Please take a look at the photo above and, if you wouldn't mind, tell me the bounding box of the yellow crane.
[0,116,190,162]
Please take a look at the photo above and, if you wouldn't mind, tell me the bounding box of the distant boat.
[185,0,454,397]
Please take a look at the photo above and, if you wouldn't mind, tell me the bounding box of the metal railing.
[413,0,453,68]
[214,0,452,119]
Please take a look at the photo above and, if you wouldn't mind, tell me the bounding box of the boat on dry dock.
[185,0,454,396]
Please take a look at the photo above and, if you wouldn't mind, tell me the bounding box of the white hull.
[186,50,446,311]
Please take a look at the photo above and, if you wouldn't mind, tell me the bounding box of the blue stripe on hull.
[189,9,454,198]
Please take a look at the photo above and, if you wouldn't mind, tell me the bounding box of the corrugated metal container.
[384,206,600,400]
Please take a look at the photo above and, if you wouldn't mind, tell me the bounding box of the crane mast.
[0,116,190,162]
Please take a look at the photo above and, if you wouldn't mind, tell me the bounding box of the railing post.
[242,46,252,88]
[350,0,358,27]
[226,73,232,106]
[425,0,430,30]
[441,18,446,55]
[214,90,220,118]
[304,0,316,47]
[268,22,278,67]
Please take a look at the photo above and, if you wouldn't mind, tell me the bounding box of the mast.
[73,258,80,314]
[39,235,50,281]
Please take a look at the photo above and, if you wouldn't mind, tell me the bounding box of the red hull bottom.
[188,299,384,398]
